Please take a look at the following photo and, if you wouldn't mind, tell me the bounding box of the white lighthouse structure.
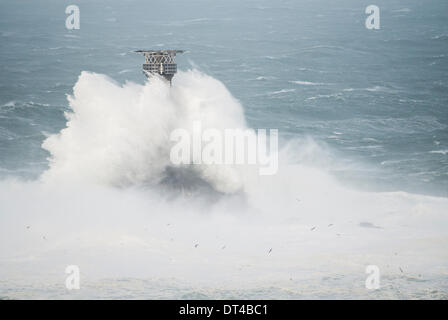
[135,50,184,84]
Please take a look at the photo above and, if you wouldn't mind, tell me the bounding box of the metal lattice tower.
[135,50,184,84]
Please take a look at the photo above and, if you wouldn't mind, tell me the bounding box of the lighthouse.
[135,50,184,84]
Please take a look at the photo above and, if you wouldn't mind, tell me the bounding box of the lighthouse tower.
[135,50,184,84]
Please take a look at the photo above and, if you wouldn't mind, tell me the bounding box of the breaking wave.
[0,70,447,298]
[41,70,251,194]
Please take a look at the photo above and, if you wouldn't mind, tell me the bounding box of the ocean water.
[0,0,447,299]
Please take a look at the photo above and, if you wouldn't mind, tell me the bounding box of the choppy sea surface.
[0,0,447,299]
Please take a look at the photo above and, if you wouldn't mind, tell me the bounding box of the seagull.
[268,248,272,254]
